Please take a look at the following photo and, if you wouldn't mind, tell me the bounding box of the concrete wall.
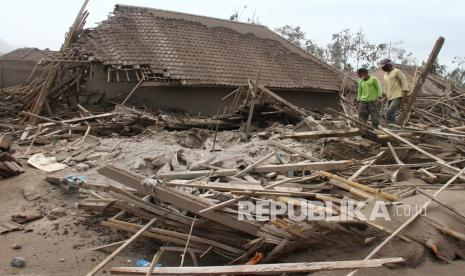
[0,60,44,88]
[83,64,339,115]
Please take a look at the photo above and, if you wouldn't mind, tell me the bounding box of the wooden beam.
[153,185,260,236]
[146,251,162,276]
[160,169,237,181]
[381,127,465,181]
[121,77,145,106]
[387,142,403,165]
[416,188,465,220]
[234,151,275,177]
[86,218,157,276]
[244,77,258,137]
[252,160,357,173]
[349,151,385,181]
[267,140,320,162]
[398,37,445,126]
[105,219,244,255]
[280,128,359,139]
[110,257,404,275]
[318,171,399,201]
[199,195,248,213]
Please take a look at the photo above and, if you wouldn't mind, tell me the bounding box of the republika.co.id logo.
[237,199,426,222]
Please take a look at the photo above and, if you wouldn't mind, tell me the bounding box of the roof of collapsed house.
[0,47,57,62]
[370,64,452,97]
[77,5,346,91]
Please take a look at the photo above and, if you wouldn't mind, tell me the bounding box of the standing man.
[356,68,382,129]
[379,59,409,125]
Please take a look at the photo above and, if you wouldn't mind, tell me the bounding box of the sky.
[0,0,464,68]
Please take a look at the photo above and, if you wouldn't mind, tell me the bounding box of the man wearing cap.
[356,68,382,128]
[379,59,409,125]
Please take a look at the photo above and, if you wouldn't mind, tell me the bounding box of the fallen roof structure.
[0,47,57,62]
[0,48,58,89]
[78,4,346,90]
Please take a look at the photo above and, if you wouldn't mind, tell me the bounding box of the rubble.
[0,1,464,276]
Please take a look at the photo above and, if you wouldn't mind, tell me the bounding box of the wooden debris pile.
[0,152,24,179]
[0,1,91,122]
[222,80,319,133]
[0,134,23,179]
[53,102,465,275]
[63,126,413,275]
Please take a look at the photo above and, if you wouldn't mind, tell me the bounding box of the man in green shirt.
[380,58,409,125]
[356,68,382,128]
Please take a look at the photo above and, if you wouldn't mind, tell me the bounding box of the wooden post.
[110,257,404,275]
[245,75,260,137]
[398,37,445,126]
[121,77,145,106]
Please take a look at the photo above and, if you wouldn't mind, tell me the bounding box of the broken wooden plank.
[267,140,320,162]
[234,151,275,177]
[318,171,399,201]
[244,77,258,137]
[106,219,245,255]
[110,257,404,275]
[159,169,237,181]
[199,195,248,214]
[381,127,465,181]
[98,165,260,236]
[152,185,260,236]
[280,128,359,139]
[416,188,465,220]
[86,218,157,276]
[252,160,357,173]
[349,151,385,181]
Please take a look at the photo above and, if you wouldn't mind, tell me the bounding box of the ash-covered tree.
[304,39,325,60]
[229,5,260,24]
[326,29,354,70]
[431,59,448,77]
[450,56,465,88]
[274,25,306,47]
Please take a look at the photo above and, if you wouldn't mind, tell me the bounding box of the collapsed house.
[2,2,465,276]
[76,5,355,115]
[0,47,56,88]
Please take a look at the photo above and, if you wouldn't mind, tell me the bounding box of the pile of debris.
[1,2,464,275]
[0,135,24,179]
[0,0,90,123]
[24,102,459,275]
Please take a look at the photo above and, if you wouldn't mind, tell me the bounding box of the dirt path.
[0,166,157,276]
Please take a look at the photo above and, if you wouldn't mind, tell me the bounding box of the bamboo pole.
[86,218,157,276]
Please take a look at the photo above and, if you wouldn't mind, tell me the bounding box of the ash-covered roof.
[78,4,347,91]
[1,47,56,62]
